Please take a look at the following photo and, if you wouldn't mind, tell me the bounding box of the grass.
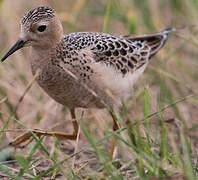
[0,0,198,179]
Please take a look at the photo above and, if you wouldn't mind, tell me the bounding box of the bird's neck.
[29,45,57,75]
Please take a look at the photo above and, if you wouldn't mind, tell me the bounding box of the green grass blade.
[144,87,150,145]
[0,164,16,179]
[103,0,113,33]
[180,133,196,180]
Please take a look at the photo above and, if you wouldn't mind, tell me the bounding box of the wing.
[124,28,173,58]
[61,28,173,77]
[90,28,173,76]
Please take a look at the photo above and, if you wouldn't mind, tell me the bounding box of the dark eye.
[37,25,47,32]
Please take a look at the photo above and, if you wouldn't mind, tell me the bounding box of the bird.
[1,6,175,157]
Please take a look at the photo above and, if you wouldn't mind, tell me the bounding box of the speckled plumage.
[34,31,171,109]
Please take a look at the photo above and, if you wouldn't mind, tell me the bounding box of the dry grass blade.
[14,70,40,114]
[0,97,7,104]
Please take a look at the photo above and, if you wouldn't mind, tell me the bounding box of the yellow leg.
[109,110,121,160]
[70,108,79,136]
[9,108,79,148]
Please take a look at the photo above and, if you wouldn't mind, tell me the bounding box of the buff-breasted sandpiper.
[1,6,176,156]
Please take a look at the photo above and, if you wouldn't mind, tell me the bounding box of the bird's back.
[61,29,171,74]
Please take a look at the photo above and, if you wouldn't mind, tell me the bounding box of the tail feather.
[125,25,194,59]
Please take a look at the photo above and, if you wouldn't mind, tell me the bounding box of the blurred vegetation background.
[0,0,198,179]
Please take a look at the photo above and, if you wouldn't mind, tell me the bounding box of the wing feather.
[61,29,173,77]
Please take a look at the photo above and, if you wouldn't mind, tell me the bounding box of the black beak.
[1,38,26,62]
